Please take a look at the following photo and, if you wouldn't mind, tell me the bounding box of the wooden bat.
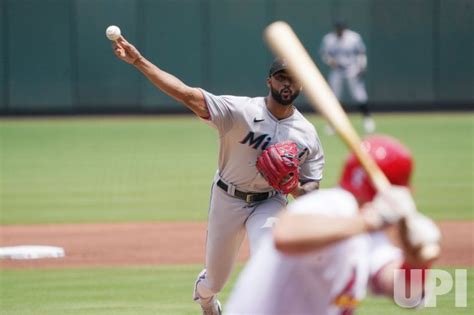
[263,21,439,261]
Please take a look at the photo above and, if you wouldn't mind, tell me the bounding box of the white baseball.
[106,25,121,41]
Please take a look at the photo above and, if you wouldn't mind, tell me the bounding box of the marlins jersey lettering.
[226,188,402,315]
[200,89,324,192]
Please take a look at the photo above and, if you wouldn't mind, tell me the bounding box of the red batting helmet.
[339,135,413,204]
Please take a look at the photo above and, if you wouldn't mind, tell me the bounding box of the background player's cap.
[268,58,288,77]
[333,19,347,29]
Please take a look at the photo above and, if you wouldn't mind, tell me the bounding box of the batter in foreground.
[226,135,440,315]
[111,35,325,315]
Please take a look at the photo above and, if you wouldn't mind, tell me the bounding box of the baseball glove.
[256,141,299,194]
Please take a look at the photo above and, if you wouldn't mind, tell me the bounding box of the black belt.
[216,179,273,203]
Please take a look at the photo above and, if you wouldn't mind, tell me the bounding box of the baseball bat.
[263,21,439,261]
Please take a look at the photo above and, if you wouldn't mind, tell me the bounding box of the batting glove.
[363,186,417,229]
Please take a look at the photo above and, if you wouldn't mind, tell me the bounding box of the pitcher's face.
[267,71,302,106]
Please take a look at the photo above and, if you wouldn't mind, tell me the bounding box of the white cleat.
[363,117,376,133]
[193,270,222,315]
[201,298,222,315]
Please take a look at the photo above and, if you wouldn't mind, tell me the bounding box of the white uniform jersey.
[226,188,402,315]
[320,29,366,77]
[200,89,324,192]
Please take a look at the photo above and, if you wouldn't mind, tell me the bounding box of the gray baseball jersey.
[320,29,366,75]
[200,89,324,192]
[193,89,325,308]
[320,29,368,103]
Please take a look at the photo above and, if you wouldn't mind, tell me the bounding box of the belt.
[216,179,274,203]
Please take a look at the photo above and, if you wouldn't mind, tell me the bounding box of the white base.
[0,245,65,260]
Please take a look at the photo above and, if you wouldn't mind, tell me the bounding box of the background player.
[226,135,441,315]
[111,36,324,314]
[320,21,375,134]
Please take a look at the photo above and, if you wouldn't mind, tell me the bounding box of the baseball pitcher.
[111,36,324,315]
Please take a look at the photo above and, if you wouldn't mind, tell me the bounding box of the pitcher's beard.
[271,87,300,106]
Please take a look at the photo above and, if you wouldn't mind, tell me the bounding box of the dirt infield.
[1,221,472,269]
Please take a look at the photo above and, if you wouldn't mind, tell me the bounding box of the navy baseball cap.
[334,20,347,29]
[268,58,288,77]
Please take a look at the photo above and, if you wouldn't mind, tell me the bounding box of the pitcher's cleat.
[363,117,376,133]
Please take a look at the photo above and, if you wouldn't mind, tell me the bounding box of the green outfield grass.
[1,112,473,224]
[0,265,472,315]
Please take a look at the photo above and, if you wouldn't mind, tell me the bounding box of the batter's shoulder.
[288,187,358,216]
